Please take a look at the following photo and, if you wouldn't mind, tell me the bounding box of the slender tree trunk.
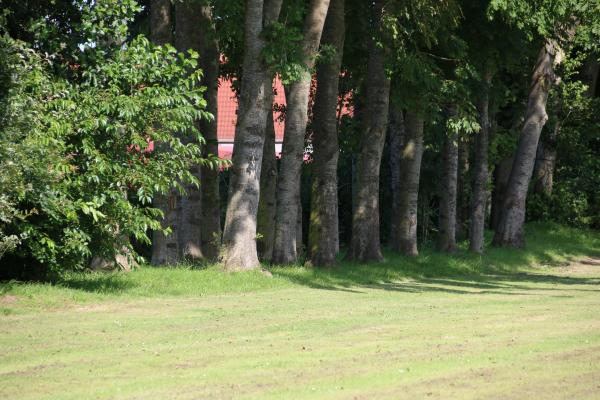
[533,122,558,196]
[257,104,278,262]
[469,72,492,253]
[493,40,559,247]
[308,0,345,268]
[438,106,458,252]
[221,0,283,271]
[456,138,470,239]
[150,0,179,265]
[490,156,513,230]
[394,110,424,256]
[197,4,221,260]
[174,1,204,260]
[388,102,405,247]
[582,55,599,97]
[272,0,330,265]
[346,0,390,263]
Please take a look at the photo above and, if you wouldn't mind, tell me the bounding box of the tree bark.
[256,103,278,262]
[197,4,222,260]
[456,138,470,239]
[533,122,558,196]
[490,156,513,230]
[493,40,559,247]
[582,55,599,98]
[438,106,458,252]
[387,102,405,247]
[149,0,171,46]
[469,72,492,253]
[174,1,204,260]
[272,0,330,265]
[346,0,390,263]
[393,110,424,256]
[150,0,179,265]
[221,0,283,271]
[308,0,345,268]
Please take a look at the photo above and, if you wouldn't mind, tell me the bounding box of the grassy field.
[1,223,600,399]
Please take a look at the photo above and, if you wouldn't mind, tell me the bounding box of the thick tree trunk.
[256,104,278,262]
[150,0,179,265]
[221,0,283,271]
[490,156,513,231]
[272,0,330,265]
[346,0,390,263]
[456,138,470,239]
[393,111,424,256]
[388,102,405,247]
[438,106,458,252]
[174,1,205,260]
[493,40,559,247]
[308,0,345,268]
[469,73,492,253]
[149,0,171,46]
[197,4,221,261]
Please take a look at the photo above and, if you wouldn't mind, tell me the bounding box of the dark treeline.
[0,0,599,278]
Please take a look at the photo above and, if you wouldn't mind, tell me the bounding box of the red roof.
[217,77,286,146]
[216,75,352,159]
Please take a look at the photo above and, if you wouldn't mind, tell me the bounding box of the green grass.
[1,222,600,399]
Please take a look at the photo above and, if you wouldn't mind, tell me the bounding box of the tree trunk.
[346,0,390,263]
[149,0,171,46]
[456,138,470,239]
[388,101,405,247]
[272,0,330,265]
[393,110,424,256]
[582,55,599,97]
[493,40,559,247]
[438,106,458,252]
[150,0,179,265]
[533,122,558,196]
[221,0,283,271]
[257,104,278,262]
[308,0,345,268]
[490,156,513,230]
[469,72,492,253]
[197,4,221,261]
[174,1,204,260]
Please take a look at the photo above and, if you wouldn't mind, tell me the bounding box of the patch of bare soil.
[553,257,600,276]
[0,295,18,304]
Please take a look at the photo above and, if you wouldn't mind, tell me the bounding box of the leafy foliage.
[0,4,218,277]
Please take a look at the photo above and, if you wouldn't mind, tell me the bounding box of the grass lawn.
[1,223,600,399]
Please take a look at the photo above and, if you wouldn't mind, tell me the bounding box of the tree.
[173,0,205,260]
[272,0,331,265]
[308,0,345,268]
[256,103,278,262]
[0,2,213,276]
[490,0,597,247]
[221,0,283,271]
[346,0,390,263]
[438,106,459,252]
[493,40,561,247]
[197,3,222,261]
[394,109,425,256]
[149,0,179,265]
[469,71,492,253]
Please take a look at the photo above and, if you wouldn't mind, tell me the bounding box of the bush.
[0,25,218,278]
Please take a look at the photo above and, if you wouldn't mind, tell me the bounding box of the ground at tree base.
[1,224,599,399]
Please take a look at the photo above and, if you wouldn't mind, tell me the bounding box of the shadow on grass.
[57,273,137,294]
[271,223,600,295]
